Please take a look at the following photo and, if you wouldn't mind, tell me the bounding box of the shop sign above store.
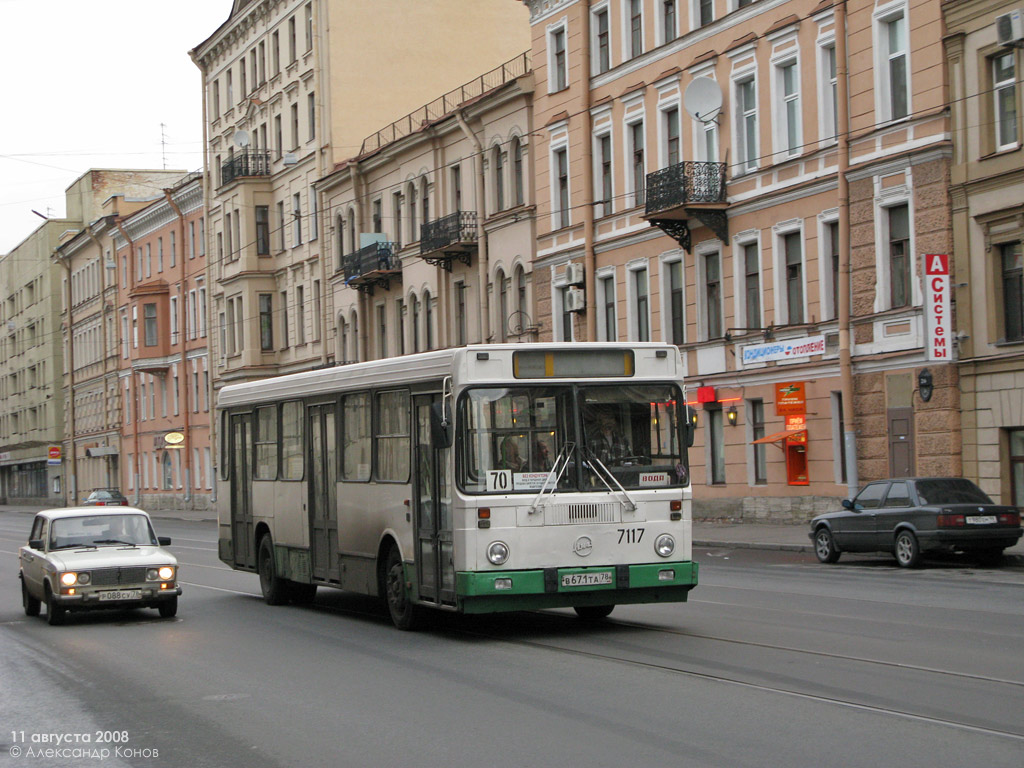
[775,382,807,416]
[740,335,825,366]
[925,254,951,361]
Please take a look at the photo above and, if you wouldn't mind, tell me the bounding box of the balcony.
[341,241,400,295]
[644,161,729,252]
[220,150,271,186]
[419,211,477,271]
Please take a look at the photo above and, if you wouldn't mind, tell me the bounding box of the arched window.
[512,137,524,206]
[420,175,430,224]
[411,293,421,353]
[338,313,348,362]
[493,146,505,212]
[349,309,359,362]
[496,269,508,342]
[336,214,345,263]
[423,290,434,350]
[515,265,527,320]
[347,208,356,252]
[407,182,418,242]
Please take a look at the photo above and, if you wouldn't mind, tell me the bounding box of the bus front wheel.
[574,605,615,620]
[384,547,420,631]
[258,535,290,605]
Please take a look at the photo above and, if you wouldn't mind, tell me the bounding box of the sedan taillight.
[998,512,1020,526]
[937,513,965,528]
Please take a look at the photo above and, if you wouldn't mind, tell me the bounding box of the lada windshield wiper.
[92,539,138,547]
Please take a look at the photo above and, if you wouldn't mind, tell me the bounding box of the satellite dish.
[233,130,250,148]
[684,77,723,124]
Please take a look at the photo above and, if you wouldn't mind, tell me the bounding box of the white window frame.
[771,52,801,160]
[732,231,762,331]
[817,33,838,146]
[549,130,571,230]
[591,2,611,76]
[596,265,618,341]
[817,209,840,321]
[733,69,759,173]
[592,116,614,217]
[993,50,1019,152]
[624,112,646,209]
[772,219,806,326]
[691,0,715,33]
[547,19,569,94]
[622,0,645,61]
[873,2,911,125]
[657,0,679,47]
[626,258,652,342]
[695,241,723,341]
[551,270,574,342]
[658,94,683,169]
[872,185,917,312]
[659,250,686,345]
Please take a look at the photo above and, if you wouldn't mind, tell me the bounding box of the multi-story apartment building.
[521,0,959,519]
[322,54,536,360]
[111,172,212,512]
[945,0,1024,506]
[55,169,186,505]
[190,0,531,391]
[0,220,72,505]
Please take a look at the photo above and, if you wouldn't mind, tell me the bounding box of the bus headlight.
[486,541,510,566]
[654,534,675,558]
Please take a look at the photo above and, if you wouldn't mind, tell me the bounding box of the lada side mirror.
[28,539,44,550]
[158,537,172,546]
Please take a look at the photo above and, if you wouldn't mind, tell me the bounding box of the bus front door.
[230,413,255,570]
[307,403,339,582]
[414,394,455,606]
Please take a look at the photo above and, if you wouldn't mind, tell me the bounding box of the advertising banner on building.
[47,446,62,466]
[740,335,826,367]
[775,382,807,416]
[925,254,951,361]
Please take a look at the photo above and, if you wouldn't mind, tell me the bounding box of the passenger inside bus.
[497,435,527,471]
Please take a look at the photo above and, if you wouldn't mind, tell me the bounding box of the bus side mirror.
[430,401,453,449]
[685,406,697,448]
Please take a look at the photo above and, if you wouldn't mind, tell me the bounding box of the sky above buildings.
[0,0,233,254]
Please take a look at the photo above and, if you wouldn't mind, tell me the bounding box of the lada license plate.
[561,572,613,587]
[966,516,997,525]
[99,590,142,601]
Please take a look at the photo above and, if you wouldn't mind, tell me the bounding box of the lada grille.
[88,567,148,586]
[546,503,620,525]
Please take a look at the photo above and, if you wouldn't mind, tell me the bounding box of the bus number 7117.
[617,528,644,544]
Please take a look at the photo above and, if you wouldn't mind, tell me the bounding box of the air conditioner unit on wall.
[566,287,586,313]
[996,9,1024,46]
[565,262,585,286]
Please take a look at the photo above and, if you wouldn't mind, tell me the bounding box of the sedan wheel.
[22,579,41,617]
[894,530,921,568]
[814,527,841,564]
[46,587,66,626]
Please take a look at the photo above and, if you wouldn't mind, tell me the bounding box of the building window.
[833,391,848,484]
[994,52,1018,151]
[750,399,766,484]
[743,242,760,329]
[451,165,462,213]
[288,15,297,63]
[305,2,313,51]
[882,12,908,121]
[737,77,758,171]
[559,285,574,341]
[259,294,274,351]
[594,7,610,74]
[777,60,800,157]
[494,146,505,212]
[663,107,681,168]
[455,282,468,346]
[1001,242,1023,342]
[392,191,403,249]
[663,259,682,345]
[708,406,725,484]
[555,147,570,228]
[551,27,567,92]
[424,290,434,350]
[826,221,840,320]
[372,199,382,232]
[296,284,305,345]
[272,30,280,75]
[496,270,508,343]
[628,0,643,59]
[291,103,299,149]
[278,290,289,349]
[598,133,613,216]
[396,297,406,355]
[662,0,677,44]
[515,266,527,322]
[1010,429,1024,507]
[630,121,645,207]
[634,267,650,341]
[699,0,714,28]
[783,231,804,324]
[822,44,838,142]
[512,138,524,206]
[143,303,157,347]
[255,205,270,255]
[704,251,722,339]
[307,92,315,141]
[888,204,910,309]
[277,201,286,250]
[421,175,430,224]
[293,193,302,246]
[600,272,617,341]
[377,304,387,358]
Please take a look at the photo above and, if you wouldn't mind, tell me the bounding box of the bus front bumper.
[455,561,698,614]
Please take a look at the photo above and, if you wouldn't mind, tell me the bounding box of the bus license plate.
[966,516,997,525]
[99,590,142,601]
[561,572,613,587]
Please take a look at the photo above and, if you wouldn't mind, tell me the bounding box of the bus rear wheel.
[574,605,615,621]
[258,535,290,605]
[384,547,420,631]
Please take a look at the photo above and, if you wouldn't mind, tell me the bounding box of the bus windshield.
[458,384,687,493]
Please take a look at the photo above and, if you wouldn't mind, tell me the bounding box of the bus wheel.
[258,535,290,605]
[384,547,420,631]
[574,605,614,621]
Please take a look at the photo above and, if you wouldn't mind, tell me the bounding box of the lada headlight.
[148,566,176,581]
[77,572,91,585]
[60,572,79,586]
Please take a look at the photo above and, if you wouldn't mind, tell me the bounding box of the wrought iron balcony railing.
[220,150,271,186]
[420,211,477,257]
[342,241,399,282]
[644,161,728,216]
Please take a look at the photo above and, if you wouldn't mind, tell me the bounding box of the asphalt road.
[1,510,1022,768]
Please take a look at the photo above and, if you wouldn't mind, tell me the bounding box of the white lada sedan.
[19,507,181,625]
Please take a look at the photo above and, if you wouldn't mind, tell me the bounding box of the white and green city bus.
[216,343,697,629]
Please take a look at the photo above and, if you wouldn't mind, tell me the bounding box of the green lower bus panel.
[456,561,697,614]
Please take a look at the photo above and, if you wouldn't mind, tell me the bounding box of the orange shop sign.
[775,382,806,416]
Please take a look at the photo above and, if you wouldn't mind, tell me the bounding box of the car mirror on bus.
[430,401,453,449]
[685,405,697,448]
[29,539,43,550]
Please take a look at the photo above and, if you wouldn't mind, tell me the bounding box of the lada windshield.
[458,384,687,493]
[49,514,158,549]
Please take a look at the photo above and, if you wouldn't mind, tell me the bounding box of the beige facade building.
[522,0,959,519]
[112,172,213,512]
[0,220,71,504]
[190,0,532,393]
[55,170,186,505]
[322,54,536,360]
[945,0,1024,505]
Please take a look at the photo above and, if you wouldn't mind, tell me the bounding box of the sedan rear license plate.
[99,590,142,601]
[966,516,997,525]
[561,572,613,587]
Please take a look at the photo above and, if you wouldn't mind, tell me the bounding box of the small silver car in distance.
[19,507,181,625]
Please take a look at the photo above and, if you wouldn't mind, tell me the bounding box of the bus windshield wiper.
[581,447,638,513]
[528,442,576,515]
